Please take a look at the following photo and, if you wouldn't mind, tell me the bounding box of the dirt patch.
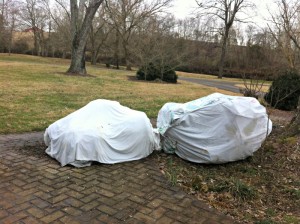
[15,141,48,159]
[269,108,295,126]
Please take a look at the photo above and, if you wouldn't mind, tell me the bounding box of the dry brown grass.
[177,71,243,82]
[235,83,271,93]
[0,54,237,133]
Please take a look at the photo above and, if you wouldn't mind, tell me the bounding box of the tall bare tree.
[88,5,112,65]
[105,0,173,70]
[67,0,104,75]
[134,15,188,80]
[267,0,300,70]
[43,0,71,58]
[19,0,49,55]
[0,0,20,54]
[0,0,8,52]
[196,0,255,78]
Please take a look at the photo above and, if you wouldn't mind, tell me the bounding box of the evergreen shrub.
[136,63,177,83]
[264,70,300,111]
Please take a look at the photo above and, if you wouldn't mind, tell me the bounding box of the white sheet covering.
[157,93,272,163]
[44,99,160,167]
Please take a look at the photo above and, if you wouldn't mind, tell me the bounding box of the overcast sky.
[171,0,277,25]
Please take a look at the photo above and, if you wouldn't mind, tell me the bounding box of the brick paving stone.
[165,210,190,223]
[1,211,28,224]
[96,214,120,223]
[62,206,83,216]
[134,212,156,223]
[98,189,115,198]
[114,208,137,221]
[80,200,100,211]
[60,216,81,224]
[51,194,69,204]
[156,216,173,224]
[97,204,118,216]
[9,202,31,215]
[149,207,167,220]
[137,206,152,215]
[129,195,145,204]
[41,211,64,223]
[22,216,42,224]
[63,197,84,208]
[31,198,50,209]
[0,132,235,223]
[65,190,85,200]
[27,207,45,218]
[0,210,9,219]
[147,199,163,208]
[80,193,99,203]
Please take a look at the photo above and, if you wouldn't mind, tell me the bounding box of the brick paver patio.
[0,132,234,223]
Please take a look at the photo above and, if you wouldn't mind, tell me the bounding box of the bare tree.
[267,0,300,70]
[105,0,173,70]
[0,1,8,52]
[19,0,49,56]
[88,5,112,65]
[0,0,19,53]
[43,0,71,58]
[67,0,104,75]
[134,15,188,80]
[196,0,255,78]
[7,1,19,55]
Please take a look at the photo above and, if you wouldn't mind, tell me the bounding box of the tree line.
[0,0,300,79]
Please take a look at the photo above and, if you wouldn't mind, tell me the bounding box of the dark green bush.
[136,63,177,83]
[264,70,300,111]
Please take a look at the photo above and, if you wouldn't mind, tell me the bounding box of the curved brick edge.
[0,132,235,223]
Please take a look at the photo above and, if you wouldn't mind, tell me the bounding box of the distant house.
[23,27,43,33]
[12,30,35,49]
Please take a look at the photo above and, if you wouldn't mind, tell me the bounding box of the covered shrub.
[264,70,300,111]
[136,63,177,83]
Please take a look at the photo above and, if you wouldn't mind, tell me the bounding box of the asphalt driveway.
[179,76,241,93]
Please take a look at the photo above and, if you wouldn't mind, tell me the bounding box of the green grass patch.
[0,53,237,133]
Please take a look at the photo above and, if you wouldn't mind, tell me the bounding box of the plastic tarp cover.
[157,93,272,163]
[44,99,160,167]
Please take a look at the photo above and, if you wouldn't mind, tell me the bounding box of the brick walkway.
[0,132,234,223]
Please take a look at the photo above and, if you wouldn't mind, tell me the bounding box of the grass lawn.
[0,53,236,134]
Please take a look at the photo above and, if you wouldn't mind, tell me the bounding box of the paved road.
[179,76,241,93]
[0,132,234,223]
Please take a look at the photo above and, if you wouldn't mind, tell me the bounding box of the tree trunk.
[8,30,12,56]
[114,31,120,69]
[91,51,97,65]
[90,25,97,65]
[123,40,131,70]
[67,44,87,75]
[67,0,104,75]
[33,31,39,56]
[218,28,229,79]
